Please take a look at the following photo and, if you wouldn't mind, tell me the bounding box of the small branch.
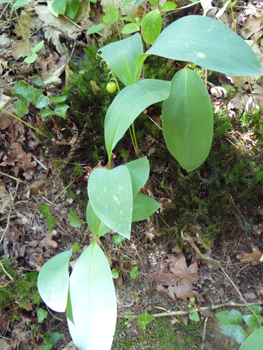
[0,260,13,281]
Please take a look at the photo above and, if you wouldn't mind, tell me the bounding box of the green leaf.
[129,266,138,279]
[162,68,213,172]
[103,6,119,26]
[37,308,48,323]
[112,234,125,245]
[142,10,162,45]
[112,269,119,279]
[147,15,262,76]
[244,305,262,315]
[31,78,45,87]
[53,103,69,119]
[87,23,106,35]
[132,193,160,221]
[32,40,44,53]
[105,79,170,159]
[136,312,155,324]
[14,99,28,118]
[88,166,133,238]
[100,33,143,86]
[137,321,146,329]
[125,313,132,318]
[149,0,159,5]
[13,0,31,10]
[69,210,82,227]
[65,0,79,19]
[243,314,263,333]
[160,1,177,11]
[24,53,38,64]
[215,310,248,344]
[86,201,110,237]
[118,16,133,21]
[14,81,30,98]
[41,109,54,120]
[239,326,263,350]
[67,242,117,350]
[44,332,61,345]
[52,0,66,14]
[121,23,140,34]
[23,85,48,108]
[190,311,200,322]
[37,248,73,312]
[124,157,150,197]
[49,94,67,102]
[39,204,57,232]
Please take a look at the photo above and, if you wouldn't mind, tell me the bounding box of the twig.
[47,306,63,322]
[181,231,262,327]
[49,179,75,207]
[32,156,47,171]
[0,171,25,183]
[0,260,13,280]
[201,317,208,350]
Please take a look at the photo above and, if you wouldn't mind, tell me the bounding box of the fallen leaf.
[236,244,263,265]
[30,180,46,196]
[144,254,204,303]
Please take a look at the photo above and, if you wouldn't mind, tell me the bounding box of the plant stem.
[131,123,140,157]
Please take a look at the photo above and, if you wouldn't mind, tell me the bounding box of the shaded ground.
[1,0,263,349]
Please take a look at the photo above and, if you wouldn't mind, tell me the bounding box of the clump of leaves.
[0,257,41,311]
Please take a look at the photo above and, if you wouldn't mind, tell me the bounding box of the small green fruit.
[106,82,117,93]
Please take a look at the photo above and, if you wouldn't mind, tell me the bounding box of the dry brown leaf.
[0,185,11,214]
[236,244,263,265]
[144,254,204,303]
[29,180,45,196]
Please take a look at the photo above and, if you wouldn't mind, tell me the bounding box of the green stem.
[131,122,140,157]
[0,107,51,140]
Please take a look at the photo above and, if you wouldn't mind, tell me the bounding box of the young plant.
[216,305,263,349]
[87,6,119,35]
[51,0,80,20]
[37,15,262,350]
[24,40,44,64]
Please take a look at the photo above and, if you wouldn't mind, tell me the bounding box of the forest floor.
[0,0,263,349]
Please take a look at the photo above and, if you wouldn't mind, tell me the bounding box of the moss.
[112,317,203,350]
[0,257,41,312]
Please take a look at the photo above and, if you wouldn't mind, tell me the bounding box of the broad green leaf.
[147,15,262,76]
[160,1,177,11]
[37,308,48,323]
[100,33,143,86]
[105,79,170,159]
[49,94,67,102]
[41,109,54,120]
[142,10,162,45]
[31,77,45,87]
[118,16,133,21]
[112,234,125,245]
[239,326,263,350]
[52,0,66,14]
[137,321,146,329]
[129,266,138,279]
[190,311,200,322]
[121,23,140,34]
[103,6,119,26]
[244,305,262,315]
[125,313,132,318]
[14,81,30,98]
[132,193,160,221]
[26,86,48,109]
[136,312,155,324]
[243,314,263,333]
[65,0,79,19]
[44,332,61,346]
[14,99,28,118]
[53,103,69,119]
[215,310,248,344]
[69,210,82,227]
[37,248,73,312]
[39,204,57,232]
[87,23,106,35]
[32,40,44,53]
[162,68,213,172]
[67,242,117,350]
[86,201,110,237]
[13,0,31,9]
[112,269,119,279]
[24,53,38,63]
[149,0,159,5]
[88,166,133,238]
[124,157,150,197]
